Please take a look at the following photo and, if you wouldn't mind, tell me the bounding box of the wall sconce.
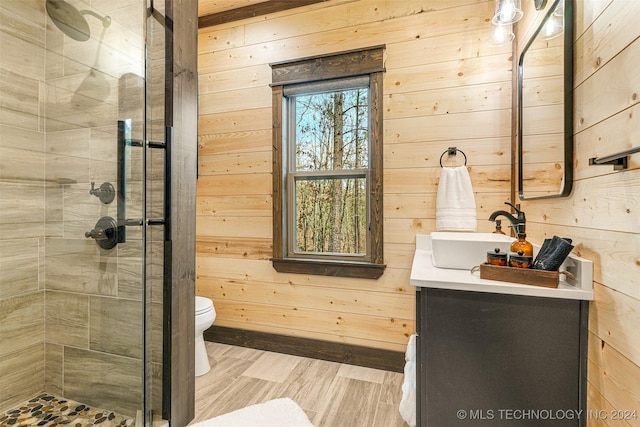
[491,0,549,25]
[489,0,550,45]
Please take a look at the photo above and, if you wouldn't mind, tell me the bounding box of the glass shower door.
[0,0,155,424]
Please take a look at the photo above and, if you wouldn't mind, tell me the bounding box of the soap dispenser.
[493,219,506,235]
[510,223,533,257]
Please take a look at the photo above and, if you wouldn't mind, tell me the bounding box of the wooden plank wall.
[196,0,513,353]
[518,1,640,424]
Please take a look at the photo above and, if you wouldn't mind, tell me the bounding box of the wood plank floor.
[192,342,409,427]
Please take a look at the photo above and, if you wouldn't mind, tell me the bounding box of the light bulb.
[501,1,515,22]
[544,20,556,37]
[490,24,514,46]
[543,14,563,40]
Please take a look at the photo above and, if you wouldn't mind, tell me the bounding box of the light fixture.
[542,1,564,39]
[491,0,524,25]
[489,0,556,46]
[490,24,515,46]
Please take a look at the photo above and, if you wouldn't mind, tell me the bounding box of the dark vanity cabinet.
[415,287,589,427]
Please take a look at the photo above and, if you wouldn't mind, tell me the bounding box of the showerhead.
[45,0,111,42]
[46,0,90,41]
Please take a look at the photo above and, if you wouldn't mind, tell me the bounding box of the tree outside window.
[290,86,369,258]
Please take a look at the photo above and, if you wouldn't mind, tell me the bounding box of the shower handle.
[85,228,106,239]
[85,216,118,250]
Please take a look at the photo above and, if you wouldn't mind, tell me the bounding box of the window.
[270,46,385,278]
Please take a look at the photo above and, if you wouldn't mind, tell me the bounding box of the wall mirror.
[518,0,573,199]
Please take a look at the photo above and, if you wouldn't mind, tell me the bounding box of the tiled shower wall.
[0,0,48,409]
[0,0,148,416]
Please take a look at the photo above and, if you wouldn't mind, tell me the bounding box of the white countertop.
[410,234,594,300]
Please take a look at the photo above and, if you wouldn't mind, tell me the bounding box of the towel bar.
[589,146,640,170]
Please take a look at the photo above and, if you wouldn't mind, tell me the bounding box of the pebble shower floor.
[0,393,134,427]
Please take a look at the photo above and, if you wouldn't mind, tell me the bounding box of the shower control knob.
[85,228,106,239]
[85,216,118,250]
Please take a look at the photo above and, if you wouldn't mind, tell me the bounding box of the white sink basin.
[431,232,513,270]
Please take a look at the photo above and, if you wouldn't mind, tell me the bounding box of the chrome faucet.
[489,202,526,232]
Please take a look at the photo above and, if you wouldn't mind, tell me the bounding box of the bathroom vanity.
[410,234,593,427]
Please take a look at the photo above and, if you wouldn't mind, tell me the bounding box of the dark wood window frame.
[270,46,385,279]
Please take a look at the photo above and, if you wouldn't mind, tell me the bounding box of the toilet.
[195,296,216,376]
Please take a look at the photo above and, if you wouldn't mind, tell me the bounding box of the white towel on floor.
[435,166,477,231]
[399,334,416,427]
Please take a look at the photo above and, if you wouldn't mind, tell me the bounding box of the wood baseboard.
[204,326,405,373]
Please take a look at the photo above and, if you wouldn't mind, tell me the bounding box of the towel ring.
[439,147,467,167]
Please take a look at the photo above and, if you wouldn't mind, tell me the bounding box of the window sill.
[272,258,386,279]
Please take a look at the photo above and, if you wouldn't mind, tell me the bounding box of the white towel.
[399,334,417,427]
[436,166,477,231]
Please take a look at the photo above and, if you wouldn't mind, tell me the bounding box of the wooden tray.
[479,263,559,288]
